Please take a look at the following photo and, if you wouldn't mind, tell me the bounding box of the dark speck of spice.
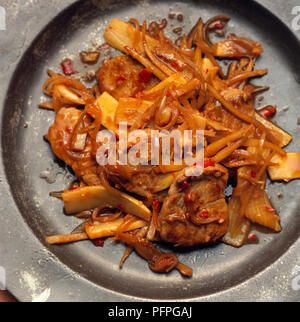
[84,70,96,82]
[169,12,176,19]
[173,27,182,35]
[177,13,184,22]
[24,123,28,128]
[215,30,225,37]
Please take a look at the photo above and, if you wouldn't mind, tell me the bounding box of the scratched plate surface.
[0,0,300,302]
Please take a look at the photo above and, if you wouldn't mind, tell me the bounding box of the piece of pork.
[159,163,229,247]
[104,164,173,198]
[48,107,100,186]
[98,55,159,100]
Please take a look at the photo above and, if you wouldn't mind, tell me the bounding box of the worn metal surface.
[0,0,300,302]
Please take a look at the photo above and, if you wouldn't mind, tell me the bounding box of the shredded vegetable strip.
[213,138,247,163]
[45,233,89,245]
[39,101,54,110]
[223,196,251,247]
[206,126,252,157]
[245,188,281,232]
[239,151,275,218]
[119,226,148,268]
[227,69,268,86]
[120,247,133,268]
[245,139,286,156]
[207,84,279,144]
[144,41,175,77]
[176,262,193,277]
[125,46,167,80]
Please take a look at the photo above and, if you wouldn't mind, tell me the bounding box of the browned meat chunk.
[159,163,229,247]
[117,232,179,273]
[98,55,159,100]
[48,107,100,186]
[104,164,173,198]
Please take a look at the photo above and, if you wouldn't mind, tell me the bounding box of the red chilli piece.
[153,199,161,213]
[184,192,193,204]
[92,238,105,247]
[97,43,110,52]
[159,18,168,30]
[182,182,191,190]
[61,58,75,76]
[250,170,257,178]
[171,61,179,68]
[199,210,209,218]
[265,206,276,213]
[258,105,277,119]
[248,233,257,241]
[204,159,215,168]
[117,75,127,81]
[208,20,225,31]
[139,69,152,83]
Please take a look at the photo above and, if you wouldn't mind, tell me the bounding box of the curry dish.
[42,16,300,277]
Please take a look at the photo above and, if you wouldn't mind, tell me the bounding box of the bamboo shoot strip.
[46,233,88,245]
[62,186,151,222]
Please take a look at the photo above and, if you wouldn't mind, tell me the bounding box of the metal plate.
[0,0,300,302]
